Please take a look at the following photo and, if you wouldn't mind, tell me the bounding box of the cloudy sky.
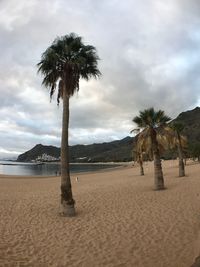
[1,0,200,158]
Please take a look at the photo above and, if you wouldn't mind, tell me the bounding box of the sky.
[0,0,200,158]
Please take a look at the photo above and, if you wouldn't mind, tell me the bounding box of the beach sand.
[0,160,200,267]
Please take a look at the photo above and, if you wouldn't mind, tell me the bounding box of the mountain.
[17,106,200,162]
[17,144,60,162]
[172,106,200,145]
[17,137,133,162]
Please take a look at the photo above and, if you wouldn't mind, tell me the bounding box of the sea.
[0,161,120,176]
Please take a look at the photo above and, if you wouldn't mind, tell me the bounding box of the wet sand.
[0,160,200,267]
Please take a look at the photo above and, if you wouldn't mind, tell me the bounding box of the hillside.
[172,106,200,144]
[17,144,60,162]
[17,137,133,162]
[17,106,200,162]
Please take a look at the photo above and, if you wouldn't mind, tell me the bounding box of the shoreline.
[0,163,129,179]
[0,160,132,165]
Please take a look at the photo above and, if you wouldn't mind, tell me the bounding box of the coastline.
[0,160,200,266]
[0,162,128,179]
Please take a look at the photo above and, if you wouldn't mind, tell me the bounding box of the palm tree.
[37,33,101,216]
[137,151,144,176]
[133,108,171,190]
[170,122,187,177]
[131,129,145,176]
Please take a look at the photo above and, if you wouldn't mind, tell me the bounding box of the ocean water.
[0,161,119,176]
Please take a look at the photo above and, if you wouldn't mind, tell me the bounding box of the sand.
[0,160,200,267]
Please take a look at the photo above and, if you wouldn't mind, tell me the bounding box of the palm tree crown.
[133,107,171,129]
[169,122,187,147]
[37,33,101,104]
[132,108,171,158]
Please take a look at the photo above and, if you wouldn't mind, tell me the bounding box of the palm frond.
[130,128,140,134]
[57,80,63,105]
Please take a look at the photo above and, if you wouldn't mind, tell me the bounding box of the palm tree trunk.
[177,134,185,177]
[151,128,165,190]
[138,153,144,176]
[153,152,164,190]
[60,84,75,216]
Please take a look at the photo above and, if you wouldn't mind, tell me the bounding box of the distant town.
[34,153,60,162]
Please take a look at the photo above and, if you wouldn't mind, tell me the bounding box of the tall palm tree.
[37,33,101,216]
[133,108,171,190]
[170,122,187,177]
